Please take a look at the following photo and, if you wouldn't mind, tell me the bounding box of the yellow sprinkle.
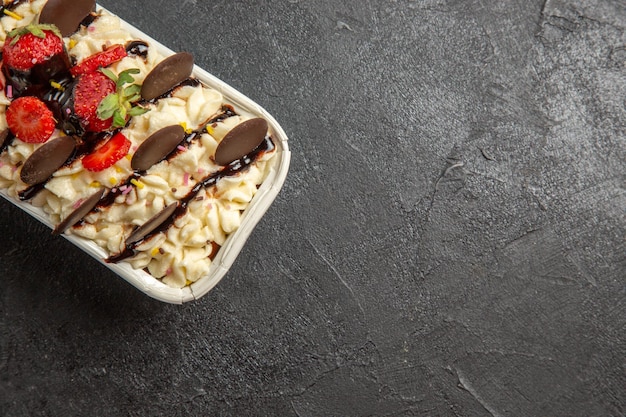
[71,173,80,180]
[90,181,101,188]
[205,125,214,135]
[180,122,192,134]
[185,280,193,287]
[151,247,160,256]
[3,10,23,20]
[68,39,77,49]
[115,166,123,173]
[130,178,144,189]
[109,177,117,185]
[125,154,132,161]
[50,81,65,91]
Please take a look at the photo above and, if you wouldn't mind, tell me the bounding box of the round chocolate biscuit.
[126,202,178,244]
[214,118,268,166]
[53,187,105,235]
[140,52,194,101]
[20,136,76,186]
[39,0,96,37]
[131,125,185,171]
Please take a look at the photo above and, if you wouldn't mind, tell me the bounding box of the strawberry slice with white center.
[5,96,56,144]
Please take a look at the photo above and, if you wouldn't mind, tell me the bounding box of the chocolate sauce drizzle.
[126,40,149,60]
[107,135,274,264]
[0,0,28,14]
[0,130,15,155]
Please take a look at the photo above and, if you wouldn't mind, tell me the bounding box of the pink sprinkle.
[177,145,186,152]
[111,187,117,193]
[122,186,133,195]
[73,199,84,209]
[6,85,12,98]
[183,173,189,186]
[207,203,212,209]
[197,168,205,174]
[0,161,4,168]
[66,108,71,115]
[165,268,172,276]
[88,25,96,32]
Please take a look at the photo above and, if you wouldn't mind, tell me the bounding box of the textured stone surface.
[1,0,624,416]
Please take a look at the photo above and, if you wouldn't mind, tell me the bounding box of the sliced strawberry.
[70,44,128,77]
[6,96,56,143]
[3,24,65,71]
[82,132,131,172]
[73,71,117,132]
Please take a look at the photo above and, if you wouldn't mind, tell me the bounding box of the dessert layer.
[0,0,278,288]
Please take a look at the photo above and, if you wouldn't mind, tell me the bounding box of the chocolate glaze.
[141,78,202,104]
[140,52,194,100]
[207,104,237,125]
[20,135,76,186]
[41,76,84,136]
[0,129,13,154]
[38,0,96,37]
[18,182,44,201]
[3,53,72,98]
[126,40,149,60]
[79,12,98,29]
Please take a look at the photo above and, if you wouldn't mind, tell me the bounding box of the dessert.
[0,0,288,296]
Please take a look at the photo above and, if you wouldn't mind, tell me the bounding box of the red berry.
[74,71,116,132]
[3,28,65,71]
[82,132,131,172]
[6,96,56,143]
[70,44,128,77]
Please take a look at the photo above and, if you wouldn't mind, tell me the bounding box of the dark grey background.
[1,0,625,416]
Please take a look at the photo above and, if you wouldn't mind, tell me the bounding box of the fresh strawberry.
[82,132,131,172]
[70,44,128,77]
[73,70,117,132]
[3,24,65,71]
[5,96,56,143]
